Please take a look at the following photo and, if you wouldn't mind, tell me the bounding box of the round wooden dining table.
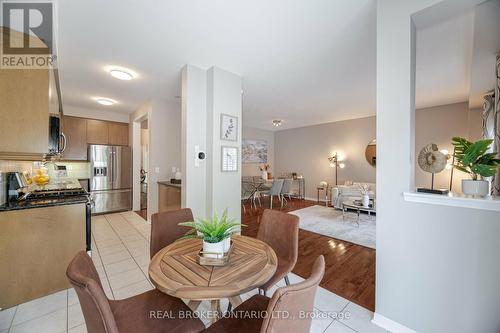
[148,235,277,323]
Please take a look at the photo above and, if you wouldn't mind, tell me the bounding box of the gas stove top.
[20,179,88,200]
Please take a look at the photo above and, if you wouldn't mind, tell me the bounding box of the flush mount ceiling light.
[272,119,282,127]
[109,68,134,80]
[94,97,117,106]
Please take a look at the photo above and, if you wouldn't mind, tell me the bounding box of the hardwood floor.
[241,198,376,312]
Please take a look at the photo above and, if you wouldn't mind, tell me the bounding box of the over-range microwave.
[48,115,67,155]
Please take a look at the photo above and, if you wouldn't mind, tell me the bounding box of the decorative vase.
[202,240,224,259]
[462,179,490,197]
[222,236,231,253]
[362,194,370,207]
[262,171,268,180]
[175,169,182,180]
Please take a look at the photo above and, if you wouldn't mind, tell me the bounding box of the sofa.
[331,182,376,209]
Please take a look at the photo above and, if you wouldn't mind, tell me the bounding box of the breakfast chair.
[257,209,299,294]
[204,255,325,333]
[260,179,284,209]
[66,251,205,333]
[150,208,194,259]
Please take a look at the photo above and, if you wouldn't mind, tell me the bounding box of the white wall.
[242,126,275,177]
[181,65,207,219]
[130,94,181,221]
[182,65,242,222]
[148,95,181,220]
[206,67,242,221]
[130,101,151,213]
[64,104,129,123]
[376,1,500,333]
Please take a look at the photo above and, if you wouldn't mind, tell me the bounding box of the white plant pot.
[202,240,224,258]
[262,171,268,180]
[362,194,370,208]
[462,179,490,197]
[223,237,231,253]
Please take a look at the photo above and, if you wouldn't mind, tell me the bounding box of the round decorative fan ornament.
[418,144,447,174]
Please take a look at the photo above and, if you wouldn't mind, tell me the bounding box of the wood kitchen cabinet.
[158,183,181,212]
[86,119,128,146]
[62,116,87,160]
[0,28,49,159]
[0,203,86,308]
[86,119,109,144]
[108,122,129,146]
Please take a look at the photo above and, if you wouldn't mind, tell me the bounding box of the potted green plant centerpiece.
[452,137,500,197]
[178,209,243,258]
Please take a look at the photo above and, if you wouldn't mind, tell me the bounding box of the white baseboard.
[372,313,418,333]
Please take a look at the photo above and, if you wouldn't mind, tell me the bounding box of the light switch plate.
[154,167,160,173]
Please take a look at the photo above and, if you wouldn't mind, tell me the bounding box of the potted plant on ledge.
[451,137,500,197]
[179,209,243,258]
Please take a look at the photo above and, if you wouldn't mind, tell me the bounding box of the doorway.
[139,119,149,219]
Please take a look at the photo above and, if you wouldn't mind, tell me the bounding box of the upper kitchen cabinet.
[86,119,129,146]
[62,116,87,160]
[86,119,109,144]
[108,122,129,146]
[0,66,49,157]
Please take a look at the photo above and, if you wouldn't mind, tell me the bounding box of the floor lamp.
[328,152,345,185]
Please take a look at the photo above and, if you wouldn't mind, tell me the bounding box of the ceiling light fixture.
[272,120,282,127]
[94,97,117,106]
[109,68,134,80]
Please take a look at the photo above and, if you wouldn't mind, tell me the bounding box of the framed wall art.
[221,146,238,172]
[220,113,238,141]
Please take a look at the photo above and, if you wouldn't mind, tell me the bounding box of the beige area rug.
[289,205,376,249]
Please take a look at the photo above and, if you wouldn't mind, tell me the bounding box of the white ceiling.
[57,0,476,131]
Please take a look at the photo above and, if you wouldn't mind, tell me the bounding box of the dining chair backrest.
[257,209,299,267]
[268,179,284,196]
[260,255,325,333]
[66,251,119,333]
[150,208,194,259]
[280,178,293,195]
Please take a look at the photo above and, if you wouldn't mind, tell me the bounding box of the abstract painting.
[242,139,268,163]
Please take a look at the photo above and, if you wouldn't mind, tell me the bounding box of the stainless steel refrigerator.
[89,145,132,214]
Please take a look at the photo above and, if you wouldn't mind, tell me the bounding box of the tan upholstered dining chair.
[204,255,325,333]
[150,208,194,258]
[257,209,299,295]
[66,251,204,333]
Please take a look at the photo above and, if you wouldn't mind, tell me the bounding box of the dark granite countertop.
[157,181,181,188]
[0,195,90,212]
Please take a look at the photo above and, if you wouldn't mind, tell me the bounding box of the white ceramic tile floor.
[0,211,388,333]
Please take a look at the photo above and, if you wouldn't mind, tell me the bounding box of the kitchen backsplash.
[0,160,90,179]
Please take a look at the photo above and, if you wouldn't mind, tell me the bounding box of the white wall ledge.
[403,192,500,212]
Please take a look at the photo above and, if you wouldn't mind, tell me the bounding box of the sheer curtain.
[484,55,500,196]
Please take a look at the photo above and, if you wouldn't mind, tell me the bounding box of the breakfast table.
[148,235,277,324]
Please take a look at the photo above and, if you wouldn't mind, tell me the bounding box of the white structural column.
[206,67,242,221]
[181,65,208,218]
[376,1,500,333]
[181,65,242,222]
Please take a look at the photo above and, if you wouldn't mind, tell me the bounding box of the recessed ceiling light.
[109,68,134,80]
[94,97,117,106]
[272,119,282,127]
